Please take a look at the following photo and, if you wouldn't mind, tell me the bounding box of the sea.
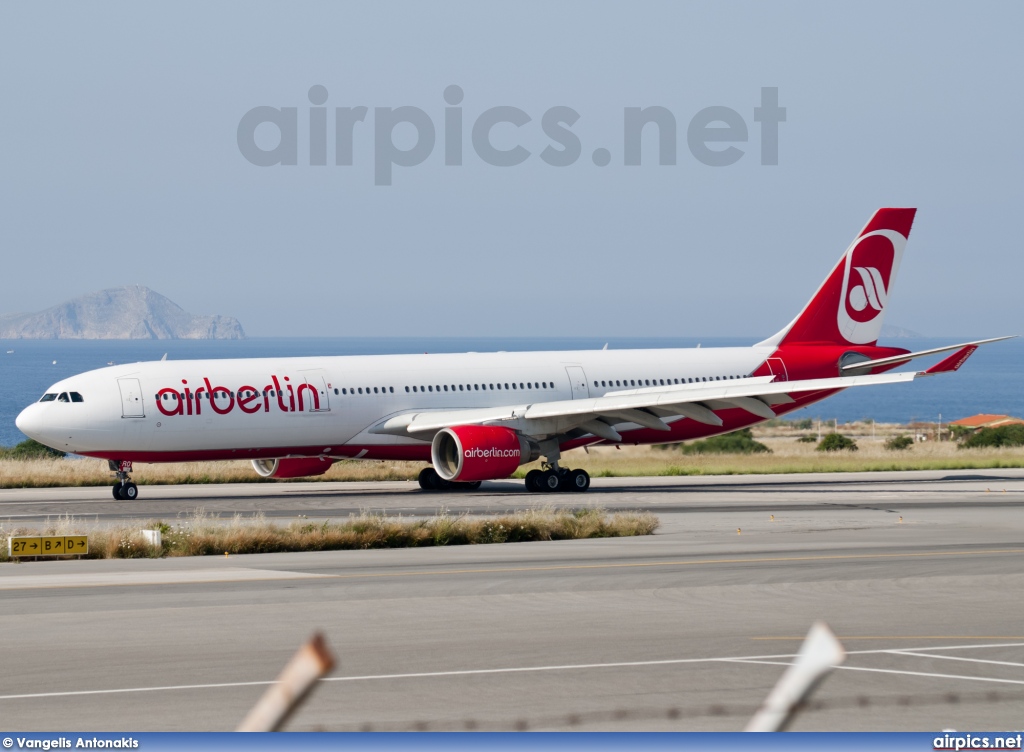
[1,336,1020,448]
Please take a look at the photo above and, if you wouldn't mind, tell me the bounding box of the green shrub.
[797,435,817,443]
[884,435,914,451]
[680,428,771,455]
[817,433,858,452]
[1,439,67,459]
[959,424,1024,449]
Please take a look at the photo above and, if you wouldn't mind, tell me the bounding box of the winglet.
[920,345,979,375]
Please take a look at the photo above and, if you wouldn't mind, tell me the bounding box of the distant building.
[949,414,1024,431]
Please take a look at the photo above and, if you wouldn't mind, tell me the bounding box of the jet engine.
[431,425,537,482]
[251,457,335,479]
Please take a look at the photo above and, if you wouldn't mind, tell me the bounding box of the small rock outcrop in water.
[0,286,246,340]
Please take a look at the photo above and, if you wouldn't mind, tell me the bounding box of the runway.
[2,468,1024,525]
[2,469,1024,731]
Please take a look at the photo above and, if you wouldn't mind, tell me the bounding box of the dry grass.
[0,433,1021,490]
[0,457,426,488]
[0,507,660,562]
[532,439,1024,477]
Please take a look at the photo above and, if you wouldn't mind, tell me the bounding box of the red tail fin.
[758,208,917,347]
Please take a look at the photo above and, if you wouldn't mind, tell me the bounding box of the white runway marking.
[887,651,1024,668]
[4,642,1024,702]
[727,657,1024,686]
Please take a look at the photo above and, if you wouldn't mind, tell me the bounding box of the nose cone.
[15,403,46,441]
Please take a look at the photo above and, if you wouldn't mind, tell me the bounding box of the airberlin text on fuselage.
[155,375,321,417]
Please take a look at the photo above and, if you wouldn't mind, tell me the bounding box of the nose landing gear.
[109,460,139,500]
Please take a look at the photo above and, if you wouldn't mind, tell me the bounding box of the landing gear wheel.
[418,467,440,491]
[110,460,137,500]
[458,481,482,491]
[541,469,562,492]
[568,469,590,492]
[525,469,543,493]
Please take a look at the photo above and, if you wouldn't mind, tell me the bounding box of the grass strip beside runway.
[0,507,659,561]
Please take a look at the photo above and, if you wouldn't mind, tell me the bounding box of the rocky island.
[0,286,245,340]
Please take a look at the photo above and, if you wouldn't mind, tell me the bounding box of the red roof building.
[949,414,1024,429]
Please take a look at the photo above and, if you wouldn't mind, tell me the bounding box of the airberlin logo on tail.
[836,229,906,344]
[848,266,887,315]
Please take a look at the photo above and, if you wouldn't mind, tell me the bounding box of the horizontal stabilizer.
[840,335,1017,372]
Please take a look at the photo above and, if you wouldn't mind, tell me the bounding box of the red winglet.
[922,345,979,375]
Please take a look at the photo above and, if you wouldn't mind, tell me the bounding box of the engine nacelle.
[431,425,535,482]
[252,457,334,479]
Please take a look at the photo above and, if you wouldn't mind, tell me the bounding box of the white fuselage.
[17,346,777,459]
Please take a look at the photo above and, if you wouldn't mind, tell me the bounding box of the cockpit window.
[57,392,70,402]
[39,393,57,402]
[70,392,84,403]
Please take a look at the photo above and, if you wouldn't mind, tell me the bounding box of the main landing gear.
[524,465,590,493]
[109,460,138,501]
[418,467,482,492]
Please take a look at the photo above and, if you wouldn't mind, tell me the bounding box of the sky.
[0,1,1021,339]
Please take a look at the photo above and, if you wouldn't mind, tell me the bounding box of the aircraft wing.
[371,369,924,442]
[369,341,992,442]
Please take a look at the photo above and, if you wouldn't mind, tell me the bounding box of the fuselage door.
[766,358,789,382]
[565,366,591,399]
[299,370,331,412]
[117,378,145,418]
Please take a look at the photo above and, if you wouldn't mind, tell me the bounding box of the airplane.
[15,208,1013,500]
